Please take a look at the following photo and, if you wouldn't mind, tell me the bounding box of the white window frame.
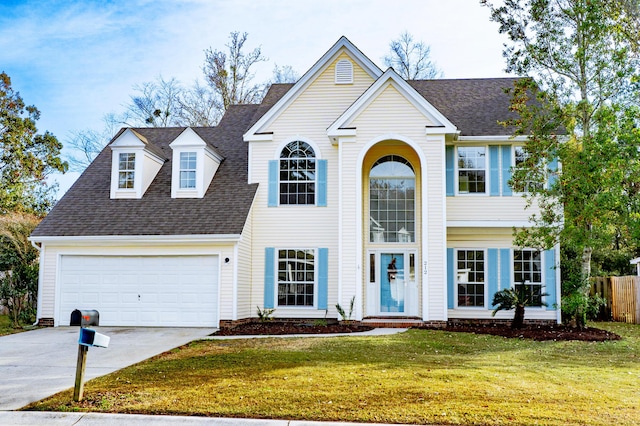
[456,146,487,195]
[117,152,136,189]
[276,248,317,308]
[513,145,544,193]
[179,151,197,189]
[368,155,416,244]
[513,248,545,307]
[455,249,487,309]
[278,140,317,206]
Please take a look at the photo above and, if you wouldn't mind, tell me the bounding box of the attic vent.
[335,59,353,84]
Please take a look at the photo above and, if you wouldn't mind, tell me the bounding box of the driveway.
[0,326,215,410]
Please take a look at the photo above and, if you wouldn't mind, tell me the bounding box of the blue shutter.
[316,159,327,207]
[501,145,513,196]
[445,146,455,196]
[264,248,275,309]
[487,249,499,308]
[545,249,557,308]
[268,160,278,207]
[548,157,559,190]
[500,248,512,291]
[447,248,454,309]
[317,248,328,310]
[489,146,500,196]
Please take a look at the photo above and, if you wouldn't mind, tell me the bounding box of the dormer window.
[170,128,223,198]
[179,152,197,189]
[110,129,165,199]
[118,153,136,189]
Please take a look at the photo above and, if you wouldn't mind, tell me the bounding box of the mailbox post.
[71,310,109,402]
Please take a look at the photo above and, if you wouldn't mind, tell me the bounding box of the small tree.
[492,284,548,329]
[0,212,41,327]
[482,0,640,327]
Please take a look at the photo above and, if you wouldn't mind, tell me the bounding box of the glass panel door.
[380,253,405,313]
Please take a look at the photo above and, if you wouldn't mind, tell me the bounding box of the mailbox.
[70,309,100,327]
[78,328,110,348]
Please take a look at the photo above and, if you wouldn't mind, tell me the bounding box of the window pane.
[179,152,197,189]
[456,250,485,307]
[279,141,316,205]
[369,156,416,243]
[458,147,486,193]
[117,153,135,189]
[513,249,543,305]
[277,249,315,307]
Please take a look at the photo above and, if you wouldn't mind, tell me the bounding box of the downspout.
[338,139,343,316]
[29,239,43,326]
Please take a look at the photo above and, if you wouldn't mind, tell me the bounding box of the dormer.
[109,129,165,199]
[169,127,223,198]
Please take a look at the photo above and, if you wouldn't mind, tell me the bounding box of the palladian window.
[369,155,415,243]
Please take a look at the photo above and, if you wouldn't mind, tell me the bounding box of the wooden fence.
[591,276,640,324]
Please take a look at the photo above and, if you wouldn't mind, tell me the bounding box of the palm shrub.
[256,306,275,322]
[335,296,355,323]
[492,284,548,329]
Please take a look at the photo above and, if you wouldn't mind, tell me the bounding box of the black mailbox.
[70,309,100,327]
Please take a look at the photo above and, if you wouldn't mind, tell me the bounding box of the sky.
[0,0,511,195]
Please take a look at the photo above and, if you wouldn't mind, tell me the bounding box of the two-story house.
[30,37,560,327]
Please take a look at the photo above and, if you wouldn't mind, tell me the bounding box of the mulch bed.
[438,323,622,341]
[214,321,373,336]
[215,320,621,341]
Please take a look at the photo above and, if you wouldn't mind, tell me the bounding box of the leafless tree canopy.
[384,31,443,80]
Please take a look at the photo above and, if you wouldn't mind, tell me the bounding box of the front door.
[367,250,417,316]
[380,253,405,313]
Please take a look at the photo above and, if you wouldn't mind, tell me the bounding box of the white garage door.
[57,255,218,327]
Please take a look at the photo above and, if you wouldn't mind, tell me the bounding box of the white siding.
[236,204,254,320]
[349,85,447,321]
[248,53,375,319]
[447,196,540,223]
[447,227,515,246]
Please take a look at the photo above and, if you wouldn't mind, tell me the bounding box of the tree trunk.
[512,304,525,329]
[581,246,593,281]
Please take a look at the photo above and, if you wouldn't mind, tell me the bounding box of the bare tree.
[177,81,222,127]
[384,31,443,80]
[65,31,289,171]
[124,77,184,127]
[66,113,123,171]
[203,31,268,110]
[271,64,299,84]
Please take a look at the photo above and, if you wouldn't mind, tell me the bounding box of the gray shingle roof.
[32,104,260,237]
[408,78,523,136]
[33,78,522,238]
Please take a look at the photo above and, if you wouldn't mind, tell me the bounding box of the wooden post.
[73,344,88,401]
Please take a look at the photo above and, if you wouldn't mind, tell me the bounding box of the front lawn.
[26,322,640,425]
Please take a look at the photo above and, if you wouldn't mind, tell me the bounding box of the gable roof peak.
[243,36,383,141]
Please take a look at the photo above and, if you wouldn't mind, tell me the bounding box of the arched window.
[369,155,415,243]
[280,141,316,205]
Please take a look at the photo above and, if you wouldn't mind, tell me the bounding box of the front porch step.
[362,317,424,328]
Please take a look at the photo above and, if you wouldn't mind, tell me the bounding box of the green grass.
[0,313,38,336]
[25,322,640,425]
[0,313,19,336]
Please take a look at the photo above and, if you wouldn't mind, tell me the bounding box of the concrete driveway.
[0,326,215,411]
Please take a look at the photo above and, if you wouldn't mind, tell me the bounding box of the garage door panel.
[58,255,218,327]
